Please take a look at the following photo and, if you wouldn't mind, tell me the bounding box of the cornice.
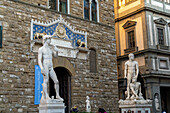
[115,7,170,22]
[117,48,170,60]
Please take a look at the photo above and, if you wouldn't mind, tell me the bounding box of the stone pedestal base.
[38,99,65,113]
[119,99,152,113]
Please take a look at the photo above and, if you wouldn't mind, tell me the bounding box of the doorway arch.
[49,67,71,113]
[52,57,76,76]
[50,57,75,113]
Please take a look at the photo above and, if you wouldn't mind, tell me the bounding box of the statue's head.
[155,95,158,98]
[128,53,134,61]
[43,35,52,44]
[77,39,81,45]
[86,96,89,99]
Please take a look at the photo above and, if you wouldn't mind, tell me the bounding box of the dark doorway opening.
[161,87,170,113]
[49,67,71,113]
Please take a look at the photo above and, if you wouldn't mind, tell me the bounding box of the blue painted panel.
[33,24,46,36]
[34,65,43,105]
[46,23,58,35]
[33,23,85,47]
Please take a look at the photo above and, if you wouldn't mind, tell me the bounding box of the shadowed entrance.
[49,67,71,113]
[161,87,170,113]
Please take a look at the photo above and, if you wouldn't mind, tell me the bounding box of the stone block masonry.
[16,0,115,26]
[0,0,118,112]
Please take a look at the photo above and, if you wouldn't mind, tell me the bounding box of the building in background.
[114,0,170,112]
[0,0,118,113]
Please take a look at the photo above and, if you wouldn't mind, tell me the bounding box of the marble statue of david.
[38,35,63,102]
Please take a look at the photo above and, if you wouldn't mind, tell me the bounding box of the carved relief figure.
[38,35,63,101]
[86,96,91,112]
[124,53,139,99]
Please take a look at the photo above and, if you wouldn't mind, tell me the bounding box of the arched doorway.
[49,67,71,113]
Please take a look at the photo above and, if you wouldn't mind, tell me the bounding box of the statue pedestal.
[38,99,65,113]
[119,99,152,113]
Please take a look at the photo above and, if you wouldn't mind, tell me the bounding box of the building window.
[49,0,56,10]
[0,26,2,48]
[127,30,135,48]
[90,48,97,73]
[91,0,97,22]
[84,0,99,22]
[154,18,167,46]
[157,28,165,45]
[48,0,70,14]
[84,0,90,20]
[122,20,137,54]
[59,0,67,13]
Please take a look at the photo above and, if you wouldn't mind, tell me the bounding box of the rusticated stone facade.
[0,0,118,113]
[15,0,114,26]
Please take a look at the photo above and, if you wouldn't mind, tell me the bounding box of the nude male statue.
[38,35,63,101]
[124,53,139,99]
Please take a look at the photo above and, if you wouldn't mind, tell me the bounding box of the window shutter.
[0,26,2,48]
[90,49,97,73]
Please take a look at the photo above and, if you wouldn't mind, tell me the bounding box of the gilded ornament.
[77,39,86,48]
[56,25,66,38]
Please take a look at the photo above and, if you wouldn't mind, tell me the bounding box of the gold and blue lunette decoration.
[32,18,86,47]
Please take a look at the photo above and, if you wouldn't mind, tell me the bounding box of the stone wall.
[17,0,114,26]
[70,0,114,26]
[0,0,118,112]
[17,0,48,6]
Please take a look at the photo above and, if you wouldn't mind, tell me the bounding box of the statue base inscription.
[119,99,152,113]
[38,99,65,113]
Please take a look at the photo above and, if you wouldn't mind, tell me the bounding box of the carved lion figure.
[34,32,47,40]
[77,39,86,48]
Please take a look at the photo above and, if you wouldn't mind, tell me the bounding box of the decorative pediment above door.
[30,15,89,59]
